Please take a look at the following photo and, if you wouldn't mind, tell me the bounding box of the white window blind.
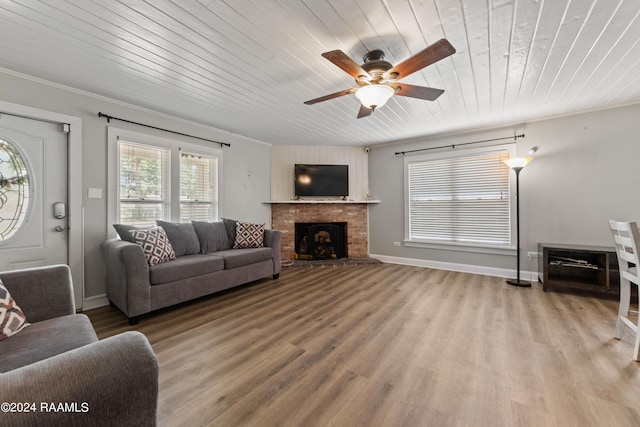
[119,140,169,227]
[179,152,217,222]
[407,150,510,246]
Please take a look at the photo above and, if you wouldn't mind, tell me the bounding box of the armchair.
[0,265,159,426]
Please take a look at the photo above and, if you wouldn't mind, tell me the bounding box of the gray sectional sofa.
[102,218,281,324]
[0,264,158,426]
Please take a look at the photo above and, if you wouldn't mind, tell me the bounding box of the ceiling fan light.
[355,84,394,110]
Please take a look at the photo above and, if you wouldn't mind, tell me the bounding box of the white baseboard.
[370,254,538,282]
[82,293,110,311]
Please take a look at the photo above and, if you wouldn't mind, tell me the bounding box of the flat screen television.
[294,164,349,198]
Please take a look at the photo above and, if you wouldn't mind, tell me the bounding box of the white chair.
[609,220,640,361]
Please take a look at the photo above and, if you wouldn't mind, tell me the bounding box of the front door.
[0,113,68,270]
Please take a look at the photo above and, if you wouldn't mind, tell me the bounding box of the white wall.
[369,103,640,276]
[0,70,271,302]
[271,145,370,201]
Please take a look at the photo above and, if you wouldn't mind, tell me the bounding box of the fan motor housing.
[357,49,393,85]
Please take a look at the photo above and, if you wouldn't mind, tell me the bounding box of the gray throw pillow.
[222,218,237,249]
[192,221,231,253]
[156,220,201,257]
[113,224,139,243]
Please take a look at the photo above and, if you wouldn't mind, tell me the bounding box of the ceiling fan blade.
[357,104,372,119]
[386,39,455,80]
[322,50,371,79]
[391,83,444,101]
[304,88,355,105]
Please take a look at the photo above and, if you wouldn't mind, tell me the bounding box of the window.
[109,128,221,230]
[179,152,218,222]
[119,141,169,227]
[406,148,511,247]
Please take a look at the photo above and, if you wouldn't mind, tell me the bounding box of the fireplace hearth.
[295,222,347,260]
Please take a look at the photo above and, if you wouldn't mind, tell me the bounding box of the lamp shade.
[355,84,395,110]
[503,157,533,169]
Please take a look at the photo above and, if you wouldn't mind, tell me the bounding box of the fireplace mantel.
[265,200,380,204]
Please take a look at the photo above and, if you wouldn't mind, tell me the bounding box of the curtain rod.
[394,133,525,156]
[98,112,230,148]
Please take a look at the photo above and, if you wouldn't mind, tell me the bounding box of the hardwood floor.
[86,264,640,427]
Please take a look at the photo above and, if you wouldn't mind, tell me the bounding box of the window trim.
[107,127,223,237]
[403,144,516,252]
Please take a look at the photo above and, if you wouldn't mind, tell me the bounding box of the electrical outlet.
[527,251,539,258]
[393,241,401,247]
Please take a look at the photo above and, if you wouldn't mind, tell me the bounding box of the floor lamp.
[504,157,533,287]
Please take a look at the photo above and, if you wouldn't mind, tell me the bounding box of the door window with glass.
[0,138,30,241]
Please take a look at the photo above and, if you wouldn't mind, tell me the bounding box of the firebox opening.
[294,222,347,260]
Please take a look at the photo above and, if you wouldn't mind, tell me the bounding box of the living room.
[1,1,639,426]
[3,65,638,309]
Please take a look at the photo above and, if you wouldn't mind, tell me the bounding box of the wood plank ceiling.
[1,0,639,147]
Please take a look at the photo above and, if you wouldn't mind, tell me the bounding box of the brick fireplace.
[271,203,369,261]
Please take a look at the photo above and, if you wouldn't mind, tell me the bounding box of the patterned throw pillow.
[131,226,176,265]
[0,279,30,341]
[233,221,265,249]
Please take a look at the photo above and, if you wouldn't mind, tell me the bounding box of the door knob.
[54,225,66,232]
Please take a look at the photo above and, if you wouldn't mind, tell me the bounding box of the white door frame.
[0,100,83,308]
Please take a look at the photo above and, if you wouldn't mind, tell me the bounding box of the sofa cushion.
[113,223,140,243]
[233,221,265,249]
[0,280,30,341]
[132,226,176,265]
[0,313,97,373]
[157,220,201,256]
[215,248,273,270]
[149,254,225,285]
[192,221,231,253]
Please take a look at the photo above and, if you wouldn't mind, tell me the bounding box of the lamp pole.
[504,157,533,287]
[507,166,530,287]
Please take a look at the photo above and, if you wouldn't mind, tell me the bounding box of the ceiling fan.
[304,39,455,118]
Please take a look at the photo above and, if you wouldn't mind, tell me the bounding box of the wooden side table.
[538,243,620,295]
